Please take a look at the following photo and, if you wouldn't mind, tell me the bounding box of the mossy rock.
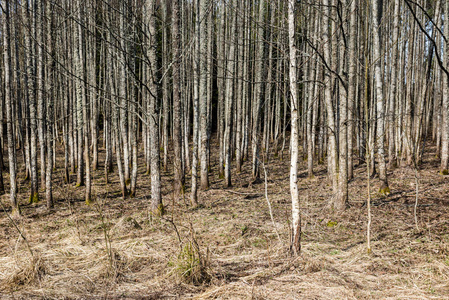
[440,169,449,175]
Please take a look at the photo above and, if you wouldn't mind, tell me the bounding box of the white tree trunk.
[288,0,300,255]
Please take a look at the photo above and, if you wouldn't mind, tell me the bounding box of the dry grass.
[1,143,449,299]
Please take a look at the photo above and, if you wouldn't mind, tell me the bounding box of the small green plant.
[379,185,390,196]
[330,249,340,255]
[326,221,338,228]
[241,225,249,236]
[172,242,210,285]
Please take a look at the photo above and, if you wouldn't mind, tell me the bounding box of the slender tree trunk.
[251,0,266,180]
[119,4,130,185]
[36,0,47,191]
[388,0,400,168]
[288,0,301,256]
[323,0,338,200]
[145,0,163,216]
[440,0,449,174]
[45,0,54,209]
[337,10,348,211]
[347,0,357,180]
[3,0,19,215]
[199,0,210,189]
[372,0,389,194]
[224,0,237,187]
[75,1,85,188]
[22,0,38,202]
[173,0,185,195]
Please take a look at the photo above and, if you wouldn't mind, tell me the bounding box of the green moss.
[151,203,165,217]
[379,186,391,196]
[440,169,449,175]
[29,192,39,204]
[85,198,93,205]
[181,184,186,194]
[327,221,338,228]
[11,206,21,217]
[75,182,82,187]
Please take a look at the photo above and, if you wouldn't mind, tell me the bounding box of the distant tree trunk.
[224,0,237,187]
[173,0,185,195]
[288,0,300,256]
[199,0,210,190]
[251,0,266,180]
[440,0,449,174]
[45,0,54,209]
[161,0,169,172]
[3,0,18,214]
[306,13,315,178]
[22,0,38,202]
[107,7,127,199]
[236,0,245,172]
[75,1,85,189]
[35,0,47,192]
[217,4,226,179]
[388,0,400,169]
[372,0,389,194]
[79,3,91,203]
[323,0,338,199]
[119,4,130,185]
[191,0,200,206]
[347,0,358,180]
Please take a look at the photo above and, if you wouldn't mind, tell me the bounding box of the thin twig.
[0,201,33,257]
[261,161,282,244]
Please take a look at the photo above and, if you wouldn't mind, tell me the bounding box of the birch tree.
[288,0,301,255]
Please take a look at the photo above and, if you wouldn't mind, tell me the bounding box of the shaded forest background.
[1,0,449,298]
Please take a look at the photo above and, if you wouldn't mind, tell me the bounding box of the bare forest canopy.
[1,0,449,256]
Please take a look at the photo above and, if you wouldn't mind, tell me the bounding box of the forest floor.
[1,141,449,299]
